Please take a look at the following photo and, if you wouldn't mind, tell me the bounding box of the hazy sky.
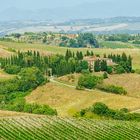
[0,0,140,10]
[0,0,113,10]
[0,0,140,20]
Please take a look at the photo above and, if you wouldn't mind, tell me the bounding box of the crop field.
[26,82,140,116]
[0,116,140,140]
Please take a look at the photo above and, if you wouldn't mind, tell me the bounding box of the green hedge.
[78,102,140,121]
[4,65,21,74]
[97,84,127,95]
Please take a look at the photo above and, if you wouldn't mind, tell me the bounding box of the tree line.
[108,52,132,73]
[0,50,89,77]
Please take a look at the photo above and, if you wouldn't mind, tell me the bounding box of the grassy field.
[104,73,140,98]
[0,110,40,117]
[0,69,15,81]
[26,82,140,116]
[100,41,136,49]
[57,73,140,98]
[0,116,140,140]
[0,45,14,57]
[1,41,140,69]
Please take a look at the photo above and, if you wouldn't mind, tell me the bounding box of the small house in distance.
[83,56,116,70]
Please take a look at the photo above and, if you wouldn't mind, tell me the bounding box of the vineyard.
[0,116,140,140]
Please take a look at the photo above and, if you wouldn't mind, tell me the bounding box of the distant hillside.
[0,17,140,35]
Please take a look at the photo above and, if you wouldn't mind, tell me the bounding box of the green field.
[0,116,140,140]
[100,41,135,49]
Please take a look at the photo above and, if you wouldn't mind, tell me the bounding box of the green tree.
[94,60,101,72]
[78,74,102,89]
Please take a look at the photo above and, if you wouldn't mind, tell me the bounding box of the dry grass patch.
[104,73,140,98]
[57,72,104,86]
[0,110,32,117]
[26,82,140,117]
[0,70,15,81]
[0,46,14,58]
[57,73,80,86]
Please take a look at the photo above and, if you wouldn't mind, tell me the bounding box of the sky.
[0,0,140,21]
[0,0,111,10]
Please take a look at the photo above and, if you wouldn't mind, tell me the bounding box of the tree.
[65,49,72,61]
[86,50,90,56]
[91,51,94,56]
[100,60,107,71]
[94,60,101,72]
[42,36,47,43]
[122,53,127,62]
[76,51,83,60]
[80,61,88,70]
[92,102,109,115]
[127,55,132,72]
[18,67,46,91]
[115,65,125,74]
[107,66,113,74]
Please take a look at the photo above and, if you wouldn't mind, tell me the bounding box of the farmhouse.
[84,56,116,68]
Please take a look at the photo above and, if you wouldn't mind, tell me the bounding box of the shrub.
[5,101,57,116]
[97,84,127,95]
[4,65,21,74]
[135,69,140,74]
[115,65,125,74]
[0,79,19,94]
[33,105,57,115]
[91,102,109,115]
[113,111,126,120]
[75,66,82,73]
[103,72,108,79]
[77,102,140,121]
[80,109,87,117]
[78,74,103,89]
[120,108,129,113]
[107,66,113,74]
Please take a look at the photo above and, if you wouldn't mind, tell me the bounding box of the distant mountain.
[63,17,140,26]
[0,0,140,21]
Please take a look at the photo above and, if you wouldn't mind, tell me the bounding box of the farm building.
[84,56,116,69]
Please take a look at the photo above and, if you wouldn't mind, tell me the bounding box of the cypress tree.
[101,60,107,71]
[94,60,101,72]
[122,52,127,62]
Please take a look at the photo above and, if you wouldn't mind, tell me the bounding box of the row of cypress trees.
[108,52,132,73]
[0,50,88,76]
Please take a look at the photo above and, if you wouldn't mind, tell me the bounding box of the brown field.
[104,73,140,98]
[26,82,140,116]
[57,72,104,85]
[0,46,14,58]
[0,110,32,117]
[58,73,140,98]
